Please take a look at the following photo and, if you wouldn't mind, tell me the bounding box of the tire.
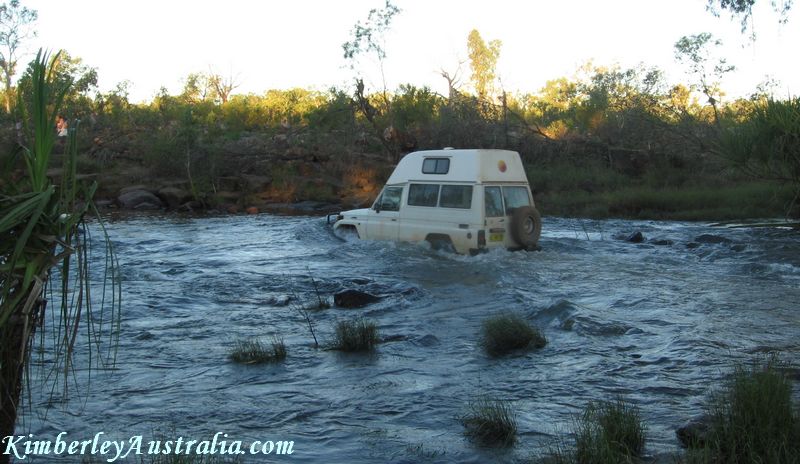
[510,206,542,249]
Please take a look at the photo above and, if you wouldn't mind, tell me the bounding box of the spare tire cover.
[510,206,542,248]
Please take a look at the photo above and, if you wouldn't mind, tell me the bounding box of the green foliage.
[467,29,502,101]
[460,397,517,447]
[0,0,38,111]
[706,0,793,34]
[229,337,286,364]
[1,49,120,439]
[720,97,800,206]
[687,355,800,464]
[342,0,401,64]
[331,318,379,352]
[481,312,546,357]
[577,398,646,462]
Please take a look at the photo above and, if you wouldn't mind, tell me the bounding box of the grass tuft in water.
[331,318,379,352]
[574,398,646,463]
[228,336,286,364]
[686,355,800,463]
[481,312,546,357]
[543,397,646,463]
[460,397,517,447]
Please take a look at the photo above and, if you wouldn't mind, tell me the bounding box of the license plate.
[489,233,504,242]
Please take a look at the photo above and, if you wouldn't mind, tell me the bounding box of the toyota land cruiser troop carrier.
[330,148,541,255]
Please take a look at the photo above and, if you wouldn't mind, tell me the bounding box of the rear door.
[483,186,507,245]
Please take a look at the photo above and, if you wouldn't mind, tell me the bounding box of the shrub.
[688,356,800,463]
[228,337,286,364]
[331,318,379,352]
[460,397,517,447]
[573,398,646,463]
[481,313,546,357]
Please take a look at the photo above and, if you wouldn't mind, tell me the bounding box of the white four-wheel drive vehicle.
[329,148,541,255]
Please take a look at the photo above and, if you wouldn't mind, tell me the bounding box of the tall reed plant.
[0,50,120,446]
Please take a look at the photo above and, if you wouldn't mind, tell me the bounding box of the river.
[16,214,800,463]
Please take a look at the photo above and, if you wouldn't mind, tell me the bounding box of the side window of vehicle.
[502,186,531,214]
[379,187,403,212]
[408,184,440,207]
[439,185,473,209]
[422,158,450,174]
[484,186,504,217]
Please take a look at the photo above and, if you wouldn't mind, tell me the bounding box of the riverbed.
[17,215,800,463]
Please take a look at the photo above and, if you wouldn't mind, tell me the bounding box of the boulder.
[614,231,645,243]
[157,187,191,209]
[676,414,712,448]
[650,239,674,246]
[334,289,381,308]
[118,189,163,210]
[694,234,733,244]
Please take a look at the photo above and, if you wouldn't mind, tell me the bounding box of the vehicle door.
[367,186,402,241]
[483,186,507,244]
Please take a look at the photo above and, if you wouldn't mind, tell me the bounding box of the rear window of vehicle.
[484,186,504,217]
[408,184,439,207]
[422,158,450,174]
[439,185,473,209]
[503,186,530,213]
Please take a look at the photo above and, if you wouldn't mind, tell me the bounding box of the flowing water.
[16,214,800,463]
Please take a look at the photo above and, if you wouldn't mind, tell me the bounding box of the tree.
[674,33,735,126]
[466,29,502,101]
[207,70,239,104]
[706,0,793,35]
[342,1,402,160]
[0,0,36,113]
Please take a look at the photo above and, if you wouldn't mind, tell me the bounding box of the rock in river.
[118,189,163,210]
[334,289,381,308]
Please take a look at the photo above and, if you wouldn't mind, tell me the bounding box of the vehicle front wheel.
[510,206,542,250]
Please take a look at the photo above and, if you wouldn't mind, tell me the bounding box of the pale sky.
[21,0,800,103]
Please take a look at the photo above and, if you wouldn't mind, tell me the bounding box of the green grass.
[330,318,379,352]
[529,156,797,220]
[481,313,546,357]
[685,356,800,463]
[574,398,647,463]
[460,397,517,447]
[228,336,286,364]
[542,397,646,463]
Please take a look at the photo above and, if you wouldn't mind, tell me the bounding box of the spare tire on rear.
[510,206,542,250]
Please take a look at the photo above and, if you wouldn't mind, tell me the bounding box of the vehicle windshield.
[375,187,403,211]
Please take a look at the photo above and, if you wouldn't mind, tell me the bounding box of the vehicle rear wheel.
[510,206,542,249]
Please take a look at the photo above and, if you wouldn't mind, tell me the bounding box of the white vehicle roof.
[385,149,529,185]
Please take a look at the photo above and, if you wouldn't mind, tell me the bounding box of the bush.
[481,313,546,357]
[688,356,800,463]
[228,337,286,364]
[331,318,379,352]
[573,398,646,463]
[460,397,517,447]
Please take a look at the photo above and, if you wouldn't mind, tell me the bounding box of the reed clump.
[573,398,647,463]
[460,397,517,447]
[481,312,546,357]
[331,318,379,352]
[686,356,800,463]
[228,336,286,364]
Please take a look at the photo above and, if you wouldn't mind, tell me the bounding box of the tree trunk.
[1,285,44,464]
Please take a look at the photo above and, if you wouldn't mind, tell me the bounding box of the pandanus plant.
[0,50,120,451]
